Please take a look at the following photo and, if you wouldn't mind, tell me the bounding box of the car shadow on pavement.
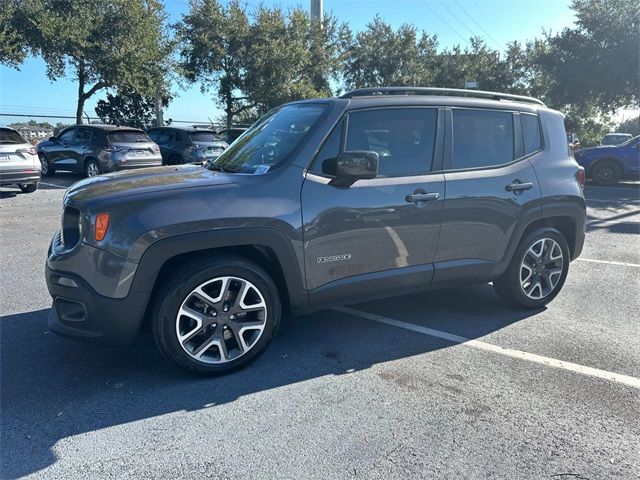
[1,284,540,478]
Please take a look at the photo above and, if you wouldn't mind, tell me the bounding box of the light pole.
[310,0,323,22]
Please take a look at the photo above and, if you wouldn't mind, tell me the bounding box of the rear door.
[70,127,93,171]
[434,108,542,283]
[301,107,445,302]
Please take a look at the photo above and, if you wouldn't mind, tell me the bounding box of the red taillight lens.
[95,213,110,241]
[576,167,585,188]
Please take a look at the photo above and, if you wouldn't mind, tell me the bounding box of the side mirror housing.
[324,151,378,187]
[49,136,57,142]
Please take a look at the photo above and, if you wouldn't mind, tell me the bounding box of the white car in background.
[0,127,41,193]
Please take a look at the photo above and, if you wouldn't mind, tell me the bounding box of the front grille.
[61,206,81,249]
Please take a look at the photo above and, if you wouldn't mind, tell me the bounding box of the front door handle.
[406,190,440,204]
[505,181,533,192]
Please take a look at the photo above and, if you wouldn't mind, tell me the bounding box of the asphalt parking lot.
[1,174,639,479]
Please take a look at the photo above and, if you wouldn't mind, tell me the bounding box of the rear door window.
[108,130,150,143]
[452,109,515,169]
[345,108,437,177]
[521,113,542,155]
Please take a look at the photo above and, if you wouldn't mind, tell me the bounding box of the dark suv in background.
[146,126,229,165]
[45,87,586,375]
[37,125,162,177]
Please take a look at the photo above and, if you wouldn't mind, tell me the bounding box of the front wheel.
[19,183,38,193]
[151,254,281,375]
[494,228,570,309]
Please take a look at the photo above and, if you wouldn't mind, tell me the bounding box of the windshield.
[190,131,222,143]
[108,130,151,143]
[0,129,28,144]
[209,104,327,174]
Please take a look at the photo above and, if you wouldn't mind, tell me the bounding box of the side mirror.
[324,151,378,187]
[49,136,57,142]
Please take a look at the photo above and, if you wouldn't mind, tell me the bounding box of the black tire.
[18,183,38,193]
[39,154,55,177]
[591,159,621,186]
[493,227,570,309]
[168,154,182,166]
[85,159,102,177]
[151,254,281,375]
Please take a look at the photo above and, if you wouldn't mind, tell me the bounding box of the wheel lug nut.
[229,314,235,320]
[212,311,217,317]
[223,325,228,330]
[212,323,217,328]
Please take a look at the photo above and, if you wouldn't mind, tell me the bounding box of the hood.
[576,145,616,154]
[64,165,239,206]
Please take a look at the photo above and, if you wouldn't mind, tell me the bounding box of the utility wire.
[453,0,504,50]
[437,0,480,40]
[419,1,469,46]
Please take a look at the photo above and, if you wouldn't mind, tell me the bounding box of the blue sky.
[0,0,576,123]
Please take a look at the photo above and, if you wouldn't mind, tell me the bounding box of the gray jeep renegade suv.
[46,87,586,375]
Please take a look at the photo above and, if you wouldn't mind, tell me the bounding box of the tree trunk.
[76,63,86,124]
[225,86,233,129]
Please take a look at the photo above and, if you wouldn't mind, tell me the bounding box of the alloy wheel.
[520,238,564,300]
[40,157,48,175]
[87,162,100,177]
[175,276,267,364]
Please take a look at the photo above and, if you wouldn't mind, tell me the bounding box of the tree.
[177,0,252,129]
[530,0,639,112]
[342,16,438,89]
[95,90,171,129]
[243,6,346,113]
[616,115,640,137]
[4,0,170,124]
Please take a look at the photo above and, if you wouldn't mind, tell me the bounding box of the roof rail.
[340,87,545,106]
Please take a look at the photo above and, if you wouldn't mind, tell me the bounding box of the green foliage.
[342,16,438,89]
[5,0,171,123]
[0,1,28,67]
[530,0,639,112]
[95,90,171,129]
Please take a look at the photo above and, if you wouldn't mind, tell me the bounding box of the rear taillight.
[576,167,585,189]
[17,147,37,155]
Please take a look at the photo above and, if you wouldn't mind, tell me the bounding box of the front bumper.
[46,263,149,347]
[46,233,150,347]
[0,169,41,185]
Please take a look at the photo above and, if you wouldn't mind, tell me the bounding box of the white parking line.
[587,198,640,204]
[39,182,66,189]
[334,306,640,390]
[577,258,640,268]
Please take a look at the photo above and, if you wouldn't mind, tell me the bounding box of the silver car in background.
[0,127,41,193]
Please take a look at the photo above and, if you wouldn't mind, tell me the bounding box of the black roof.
[63,124,145,132]
[146,125,216,132]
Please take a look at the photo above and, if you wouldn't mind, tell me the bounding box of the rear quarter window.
[521,113,543,155]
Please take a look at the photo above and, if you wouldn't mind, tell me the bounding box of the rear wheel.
[151,254,281,375]
[39,154,54,177]
[591,160,621,186]
[494,228,570,309]
[86,159,101,177]
[168,154,182,165]
[18,183,38,193]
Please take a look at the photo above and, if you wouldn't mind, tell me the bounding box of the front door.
[434,108,542,282]
[49,127,77,170]
[301,107,445,303]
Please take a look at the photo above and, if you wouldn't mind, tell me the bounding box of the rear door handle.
[406,191,440,203]
[505,181,533,192]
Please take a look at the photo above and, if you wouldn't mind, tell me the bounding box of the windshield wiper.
[208,163,229,173]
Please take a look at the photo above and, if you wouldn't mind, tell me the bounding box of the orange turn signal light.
[95,213,110,241]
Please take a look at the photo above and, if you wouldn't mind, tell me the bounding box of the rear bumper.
[0,170,41,185]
